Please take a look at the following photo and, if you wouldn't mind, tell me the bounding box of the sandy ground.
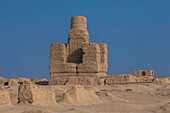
[0,83,170,113]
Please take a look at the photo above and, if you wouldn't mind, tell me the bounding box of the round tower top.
[70,16,87,29]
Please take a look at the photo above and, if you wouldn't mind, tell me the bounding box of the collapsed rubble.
[0,86,11,105]
[18,81,56,105]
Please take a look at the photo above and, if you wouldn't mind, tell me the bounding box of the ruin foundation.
[49,16,108,85]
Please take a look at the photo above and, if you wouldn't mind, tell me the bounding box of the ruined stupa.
[49,16,108,85]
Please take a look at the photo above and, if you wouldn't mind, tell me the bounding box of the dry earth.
[0,82,170,113]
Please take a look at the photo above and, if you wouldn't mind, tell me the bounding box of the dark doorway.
[142,71,146,76]
[4,82,9,86]
[67,48,83,63]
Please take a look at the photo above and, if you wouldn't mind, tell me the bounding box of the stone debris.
[18,84,127,106]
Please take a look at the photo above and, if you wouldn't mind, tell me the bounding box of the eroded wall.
[134,70,154,78]
[49,16,108,85]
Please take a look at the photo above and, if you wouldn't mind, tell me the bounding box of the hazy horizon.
[0,0,170,78]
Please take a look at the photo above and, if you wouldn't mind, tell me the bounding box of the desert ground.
[0,78,170,113]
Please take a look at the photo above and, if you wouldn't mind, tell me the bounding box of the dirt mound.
[59,85,125,106]
[60,85,102,105]
[95,91,127,102]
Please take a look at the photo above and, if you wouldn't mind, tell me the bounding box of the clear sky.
[0,0,170,78]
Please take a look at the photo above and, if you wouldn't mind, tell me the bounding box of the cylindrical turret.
[70,16,87,29]
[68,16,89,44]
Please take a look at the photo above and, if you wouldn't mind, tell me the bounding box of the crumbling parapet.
[134,70,154,78]
[49,16,108,85]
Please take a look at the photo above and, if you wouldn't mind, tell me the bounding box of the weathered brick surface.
[49,16,108,85]
[134,70,154,78]
[103,74,136,85]
[49,76,104,85]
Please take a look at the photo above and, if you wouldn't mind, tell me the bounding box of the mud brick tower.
[49,16,108,85]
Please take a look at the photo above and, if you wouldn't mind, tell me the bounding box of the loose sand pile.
[60,85,102,105]
[59,85,125,106]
